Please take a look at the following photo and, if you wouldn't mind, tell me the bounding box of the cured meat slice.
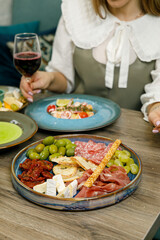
[75,141,121,165]
[75,183,122,198]
[100,166,130,187]
[75,165,130,198]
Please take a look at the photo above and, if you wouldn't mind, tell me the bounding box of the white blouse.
[46,0,160,121]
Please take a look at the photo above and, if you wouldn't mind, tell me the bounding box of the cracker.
[84,139,122,188]
[53,164,77,178]
[63,168,84,182]
[51,156,78,167]
[73,156,97,171]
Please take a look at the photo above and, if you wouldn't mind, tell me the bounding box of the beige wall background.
[0,0,12,25]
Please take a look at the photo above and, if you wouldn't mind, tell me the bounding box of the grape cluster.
[107,149,139,174]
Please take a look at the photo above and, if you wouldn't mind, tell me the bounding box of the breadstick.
[84,139,122,188]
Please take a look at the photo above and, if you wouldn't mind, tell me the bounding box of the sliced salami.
[75,141,121,165]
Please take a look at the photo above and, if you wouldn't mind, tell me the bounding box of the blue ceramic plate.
[25,94,121,132]
[11,134,142,211]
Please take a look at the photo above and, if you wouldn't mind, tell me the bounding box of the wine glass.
[13,33,41,82]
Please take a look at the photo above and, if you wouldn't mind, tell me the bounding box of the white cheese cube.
[33,182,47,194]
[57,180,78,198]
[52,174,65,193]
[46,179,56,196]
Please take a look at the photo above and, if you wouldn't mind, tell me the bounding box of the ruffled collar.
[62,0,160,61]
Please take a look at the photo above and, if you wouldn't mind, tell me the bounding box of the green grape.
[115,150,123,158]
[119,153,130,163]
[123,150,131,157]
[106,159,114,167]
[114,159,123,167]
[126,158,135,166]
[124,165,131,174]
[130,164,139,174]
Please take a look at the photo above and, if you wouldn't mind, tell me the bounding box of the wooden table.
[0,97,160,240]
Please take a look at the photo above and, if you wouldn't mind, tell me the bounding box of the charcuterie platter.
[11,134,142,211]
[24,94,121,132]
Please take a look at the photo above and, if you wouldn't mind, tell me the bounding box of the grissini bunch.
[84,139,122,188]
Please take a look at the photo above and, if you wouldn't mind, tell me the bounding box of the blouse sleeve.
[45,16,75,93]
[141,58,160,121]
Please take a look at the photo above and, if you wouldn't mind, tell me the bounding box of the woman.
[20,0,160,133]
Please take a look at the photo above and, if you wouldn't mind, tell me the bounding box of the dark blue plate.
[25,94,121,132]
[11,134,142,211]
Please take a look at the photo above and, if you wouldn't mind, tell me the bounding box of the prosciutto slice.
[75,166,130,198]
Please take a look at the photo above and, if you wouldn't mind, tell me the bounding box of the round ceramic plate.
[25,94,121,132]
[0,85,28,111]
[11,134,142,211]
[0,112,38,150]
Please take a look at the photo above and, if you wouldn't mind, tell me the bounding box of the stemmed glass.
[13,33,41,82]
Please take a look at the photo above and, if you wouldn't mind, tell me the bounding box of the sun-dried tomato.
[19,158,32,170]
[41,171,53,179]
[18,159,53,188]
[21,179,45,189]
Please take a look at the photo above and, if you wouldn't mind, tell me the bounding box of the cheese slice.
[46,179,56,196]
[52,174,65,193]
[3,96,23,108]
[57,180,78,198]
[33,182,47,194]
[13,89,21,99]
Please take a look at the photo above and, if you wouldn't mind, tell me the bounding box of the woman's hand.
[20,71,67,102]
[20,71,54,102]
[148,102,160,133]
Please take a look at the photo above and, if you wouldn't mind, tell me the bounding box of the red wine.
[14,52,41,77]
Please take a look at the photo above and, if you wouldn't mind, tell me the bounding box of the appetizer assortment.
[47,98,94,119]
[18,136,139,199]
[0,88,27,111]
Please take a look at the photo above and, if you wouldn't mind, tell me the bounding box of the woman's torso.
[73,47,155,110]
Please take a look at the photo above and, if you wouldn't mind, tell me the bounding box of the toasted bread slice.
[50,156,78,167]
[63,168,84,182]
[53,164,77,178]
[73,156,97,171]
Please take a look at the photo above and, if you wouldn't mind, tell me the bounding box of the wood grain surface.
[0,94,160,240]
